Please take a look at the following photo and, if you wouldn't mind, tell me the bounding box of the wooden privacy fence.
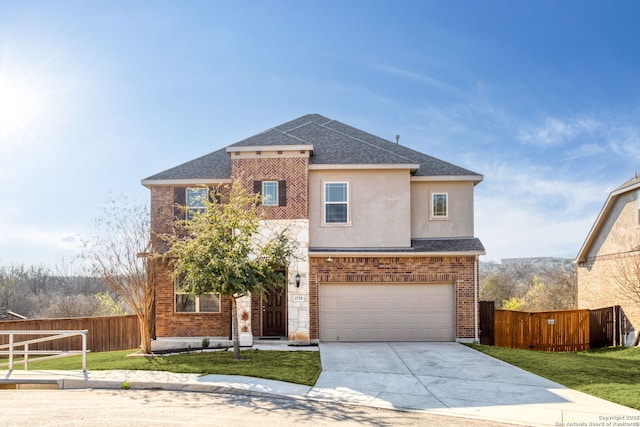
[0,315,139,352]
[494,309,590,352]
[480,304,622,352]
[590,305,622,348]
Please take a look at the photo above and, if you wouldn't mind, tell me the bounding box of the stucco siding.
[410,181,475,238]
[309,169,411,248]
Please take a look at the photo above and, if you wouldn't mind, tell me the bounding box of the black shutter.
[209,186,220,204]
[253,181,262,205]
[278,180,287,206]
[173,187,186,220]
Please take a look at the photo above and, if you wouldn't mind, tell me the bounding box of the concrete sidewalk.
[2,342,639,427]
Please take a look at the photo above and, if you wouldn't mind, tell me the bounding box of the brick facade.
[149,154,311,340]
[153,259,232,338]
[578,256,640,333]
[232,156,309,220]
[309,255,478,340]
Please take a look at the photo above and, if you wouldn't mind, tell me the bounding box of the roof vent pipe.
[395,134,400,144]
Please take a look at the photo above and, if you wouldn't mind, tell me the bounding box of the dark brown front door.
[262,289,286,336]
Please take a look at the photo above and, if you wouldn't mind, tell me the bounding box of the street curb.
[60,378,299,401]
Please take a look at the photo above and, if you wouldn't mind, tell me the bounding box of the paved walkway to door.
[308,342,639,426]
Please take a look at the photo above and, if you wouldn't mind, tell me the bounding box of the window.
[262,181,278,206]
[432,193,448,218]
[253,180,287,206]
[324,182,348,223]
[175,277,220,313]
[186,187,208,220]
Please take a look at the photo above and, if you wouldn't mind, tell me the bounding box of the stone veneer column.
[257,219,310,345]
[235,294,252,339]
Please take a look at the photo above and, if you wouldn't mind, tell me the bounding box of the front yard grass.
[468,344,640,410]
[1,349,322,386]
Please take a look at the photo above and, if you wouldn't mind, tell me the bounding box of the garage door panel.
[319,283,455,342]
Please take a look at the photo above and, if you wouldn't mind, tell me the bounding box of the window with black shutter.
[253,180,287,206]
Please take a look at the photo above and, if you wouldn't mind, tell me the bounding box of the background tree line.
[0,261,129,319]
[480,258,577,311]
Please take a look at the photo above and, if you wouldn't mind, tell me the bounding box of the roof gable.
[143,113,482,183]
[576,174,640,262]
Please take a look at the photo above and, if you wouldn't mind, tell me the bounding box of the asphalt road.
[0,388,517,426]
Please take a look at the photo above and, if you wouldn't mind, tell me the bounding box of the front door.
[262,288,286,336]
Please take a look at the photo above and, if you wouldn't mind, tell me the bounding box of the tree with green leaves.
[164,182,295,359]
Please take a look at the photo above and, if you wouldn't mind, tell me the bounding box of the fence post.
[8,332,13,370]
[24,343,29,370]
[82,330,87,372]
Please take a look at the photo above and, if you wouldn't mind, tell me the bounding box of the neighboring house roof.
[310,237,485,256]
[576,174,640,263]
[142,114,483,184]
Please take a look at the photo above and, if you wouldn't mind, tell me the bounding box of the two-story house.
[142,114,485,347]
[576,174,640,340]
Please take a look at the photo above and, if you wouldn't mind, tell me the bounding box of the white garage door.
[319,283,455,342]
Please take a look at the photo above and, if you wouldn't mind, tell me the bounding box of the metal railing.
[0,330,88,371]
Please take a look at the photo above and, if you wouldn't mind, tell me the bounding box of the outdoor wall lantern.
[295,272,301,288]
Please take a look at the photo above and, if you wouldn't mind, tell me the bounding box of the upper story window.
[175,276,221,313]
[432,193,448,219]
[324,182,349,224]
[253,180,287,206]
[186,187,208,219]
[262,181,278,206]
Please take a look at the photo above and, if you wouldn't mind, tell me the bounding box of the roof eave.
[411,174,484,183]
[309,250,486,257]
[141,178,233,188]
[576,180,640,263]
[225,144,314,153]
[309,163,420,171]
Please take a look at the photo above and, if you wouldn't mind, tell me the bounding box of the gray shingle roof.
[143,148,231,181]
[143,114,481,181]
[411,238,485,253]
[614,174,640,192]
[309,238,485,254]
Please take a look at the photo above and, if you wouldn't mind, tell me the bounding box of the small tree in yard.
[83,197,157,354]
[164,182,295,360]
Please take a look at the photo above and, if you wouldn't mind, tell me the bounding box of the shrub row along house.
[142,114,485,347]
[576,174,640,341]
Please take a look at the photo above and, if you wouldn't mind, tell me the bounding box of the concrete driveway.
[308,342,639,426]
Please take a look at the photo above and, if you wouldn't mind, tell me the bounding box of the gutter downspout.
[474,255,479,343]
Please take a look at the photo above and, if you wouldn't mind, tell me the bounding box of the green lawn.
[1,349,322,386]
[468,344,640,410]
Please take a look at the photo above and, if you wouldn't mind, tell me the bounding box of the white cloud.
[566,143,608,159]
[376,64,467,97]
[0,222,82,265]
[608,125,640,162]
[518,116,600,146]
[474,161,611,261]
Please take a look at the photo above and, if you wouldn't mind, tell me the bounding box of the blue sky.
[1,1,639,266]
